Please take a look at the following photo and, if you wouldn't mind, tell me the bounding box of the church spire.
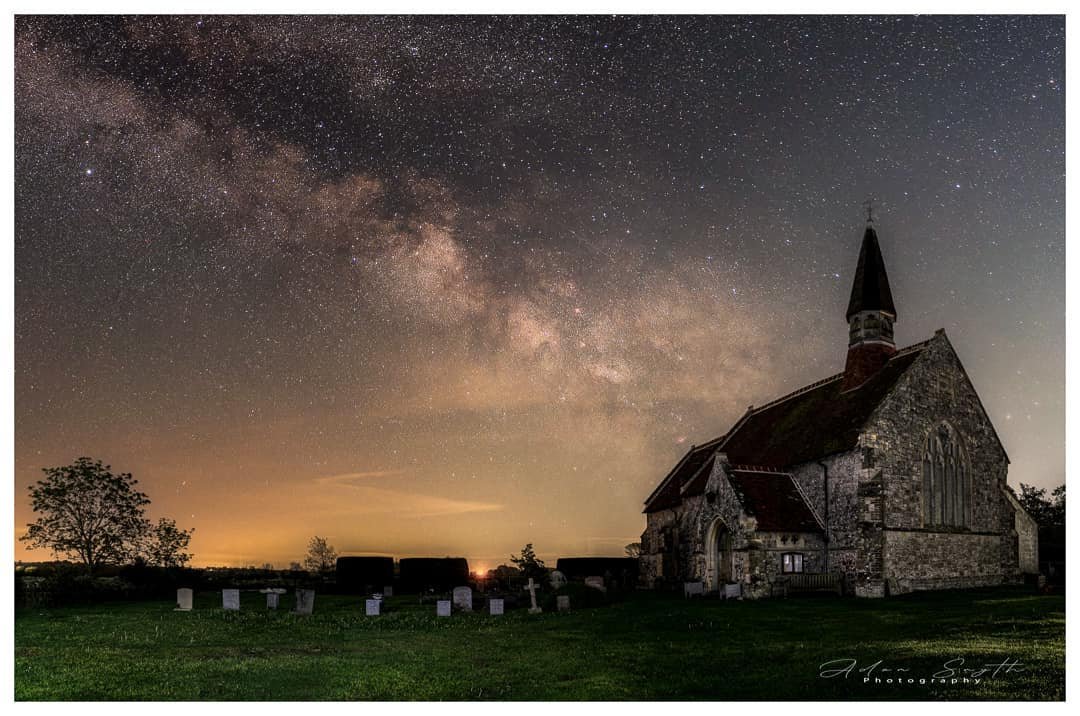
[842,221,897,391]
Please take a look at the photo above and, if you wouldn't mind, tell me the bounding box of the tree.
[141,518,194,568]
[1017,483,1065,527]
[303,536,337,573]
[510,543,547,580]
[21,458,151,574]
[625,542,642,558]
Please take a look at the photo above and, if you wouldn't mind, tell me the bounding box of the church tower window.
[921,422,970,527]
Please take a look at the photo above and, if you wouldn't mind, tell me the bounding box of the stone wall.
[860,331,1016,591]
[1004,487,1039,575]
[789,450,861,575]
[883,530,1006,593]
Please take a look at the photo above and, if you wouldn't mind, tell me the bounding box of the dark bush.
[399,557,470,592]
[336,557,394,594]
[555,557,638,588]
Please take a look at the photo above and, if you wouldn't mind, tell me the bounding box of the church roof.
[846,225,896,320]
[643,340,929,513]
[727,469,823,532]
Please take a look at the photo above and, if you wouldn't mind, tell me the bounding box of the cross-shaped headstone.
[524,578,542,614]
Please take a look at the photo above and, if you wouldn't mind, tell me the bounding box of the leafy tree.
[303,535,338,573]
[625,542,642,558]
[141,518,194,568]
[1017,483,1065,527]
[289,561,303,571]
[510,543,547,580]
[21,458,151,574]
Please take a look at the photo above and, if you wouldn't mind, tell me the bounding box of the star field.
[14,15,1064,567]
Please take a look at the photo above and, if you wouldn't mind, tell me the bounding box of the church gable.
[861,330,1010,534]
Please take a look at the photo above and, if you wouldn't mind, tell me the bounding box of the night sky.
[14,15,1064,569]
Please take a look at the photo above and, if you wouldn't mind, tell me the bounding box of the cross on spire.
[863,197,875,224]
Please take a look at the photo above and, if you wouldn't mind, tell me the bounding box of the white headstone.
[724,583,742,600]
[488,597,504,615]
[383,585,393,598]
[222,589,240,611]
[436,599,451,617]
[294,589,316,615]
[175,588,193,611]
[683,581,705,598]
[549,570,567,589]
[523,578,542,614]
[266,592,279,609]
[584,576,606,593]
[556,595,570,612]
[365,599,381,616]
[452,586,473,612]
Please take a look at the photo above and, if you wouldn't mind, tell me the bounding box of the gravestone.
[683,581,705,598]
[222,589,240,611]
[724,583,742,600]
[383,585,393,598]
[488,598,504,615]
[523,578,542,614]
[266,593,280,609]
[365,599,381,616]
[548,570,567,589]
[175,588,193,611]
[436,600,451,617]
[584,576,606,593]
[556,595,570,612]
[452,586,473,612]
[294,589,316,615]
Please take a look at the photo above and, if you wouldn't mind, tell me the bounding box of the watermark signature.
[819,657,1026,686]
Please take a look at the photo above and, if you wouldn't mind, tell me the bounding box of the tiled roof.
[643,341,928,513]
[719,345,924,467]
[727,469,822,532]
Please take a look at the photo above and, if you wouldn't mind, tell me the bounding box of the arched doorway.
[704,518,733,592]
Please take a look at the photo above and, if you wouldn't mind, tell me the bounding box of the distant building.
[640,222,1038,597]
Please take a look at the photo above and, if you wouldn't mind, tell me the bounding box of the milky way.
[15,16,1064,567]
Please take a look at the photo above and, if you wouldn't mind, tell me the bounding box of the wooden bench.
[773,573,843,597]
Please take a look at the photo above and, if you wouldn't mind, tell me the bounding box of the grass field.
[14,586,1064,701]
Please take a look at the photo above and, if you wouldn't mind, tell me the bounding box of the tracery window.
[921,422,970,527]
[781,553,804,574]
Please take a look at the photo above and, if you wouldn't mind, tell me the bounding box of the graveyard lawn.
[14,587,1064,701]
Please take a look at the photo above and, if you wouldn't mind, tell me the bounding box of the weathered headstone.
[452,586,473,612]
[683,581,705,598]
[436,599,451,617]
[294,589,316,615]
[724,583,742,600]
[524,578,542,614]
[175,588,193,611]
[365,599,381,616]
[266,593,280,609]
[584,576,606,593]
[383,585,393,598]
[222,589,240,611]
[548,570,567,589]
[556,595,570,612]
[488,597,504,615]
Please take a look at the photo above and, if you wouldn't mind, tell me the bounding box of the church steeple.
[842,222,897,391]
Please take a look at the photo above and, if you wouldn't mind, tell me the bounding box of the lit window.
[781,553,804,574]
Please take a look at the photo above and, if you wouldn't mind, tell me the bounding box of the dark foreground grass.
[15,586,1063,700]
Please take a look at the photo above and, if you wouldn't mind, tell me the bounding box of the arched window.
[922,422,970,527]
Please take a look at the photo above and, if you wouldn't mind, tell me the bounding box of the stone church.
[639,222,1038,598]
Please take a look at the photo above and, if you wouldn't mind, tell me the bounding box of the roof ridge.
[728,464,791,474]
[889,338,932,359]
[786,472,826,531]
[748,373,843,415]
[753,337,933,414]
